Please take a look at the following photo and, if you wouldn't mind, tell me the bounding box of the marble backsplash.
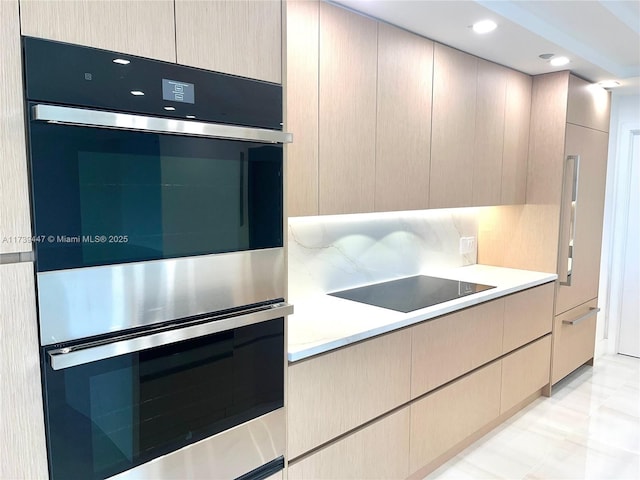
[288,209,480,301]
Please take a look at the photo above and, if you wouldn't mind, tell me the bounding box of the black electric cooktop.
[329,275,495,313]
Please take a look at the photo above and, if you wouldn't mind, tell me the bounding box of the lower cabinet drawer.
[411,299,504,398]
[500,335,551,414]
[502,283,554,353]
[288,329,411,459]
[409,361,502,473]
[287,408,411,480]
[552,299,598,384]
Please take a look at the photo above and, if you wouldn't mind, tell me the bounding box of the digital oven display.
[162,78,195,103]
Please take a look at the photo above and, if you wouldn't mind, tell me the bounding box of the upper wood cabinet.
[375,24,433,212]
[318,2,377,215]
[285,0,319,217]
[430,44,478,208]
[502,69,532,205]
[19,0,176,62]
[472,60,507,206]
[175,0,282,83]
[526,71,571,206]
[567,74,610,132]
[1,0,32,254]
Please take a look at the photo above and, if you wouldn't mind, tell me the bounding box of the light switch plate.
[459,236,476,255]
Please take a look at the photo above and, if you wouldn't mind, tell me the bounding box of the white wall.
[596,92,640,357]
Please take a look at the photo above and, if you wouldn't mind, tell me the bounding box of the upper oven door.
[28,105,284,273]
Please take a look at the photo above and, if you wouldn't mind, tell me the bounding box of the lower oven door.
[41,303,290,480]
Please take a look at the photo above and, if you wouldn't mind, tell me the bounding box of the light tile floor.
[425,353,640,480]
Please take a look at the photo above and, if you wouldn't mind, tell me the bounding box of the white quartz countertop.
[288,264,557,362]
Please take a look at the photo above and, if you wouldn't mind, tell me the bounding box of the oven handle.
[48,302,293,371]
[32,104,293,144]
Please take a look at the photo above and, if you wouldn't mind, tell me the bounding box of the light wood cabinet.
[410,299,504,398]
[552,299,598,384]
[502,69,532,205]
[526,71,571,206]
[285,0,319,217]
[1,0,32,254]
[409,361,502,473]
[523,73,609,384]
[19,0,176,62]
[317,2,377,215]
[500,335,551,413]
[0,263,48,479]
[555,124,609,315]
[502,283,554,353]
[374,23,433,212]
[472,60,507,206]
[287,408,410,480]
[429,44,478,209]
[567,75,611,132]
[175,0,282,83]
[287,328,411,459]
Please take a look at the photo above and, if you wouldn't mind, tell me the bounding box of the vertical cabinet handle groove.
[559,154,580,286]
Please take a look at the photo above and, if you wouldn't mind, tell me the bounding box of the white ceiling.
[332,0,640,96]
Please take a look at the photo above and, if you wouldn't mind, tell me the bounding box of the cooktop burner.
[329,275,495,313]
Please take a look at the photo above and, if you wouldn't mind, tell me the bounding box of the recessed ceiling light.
[113,58,130,65]
[472,20,497,34]
[130,90,145,96]
[597,80,620,88]
[550,56,570,67]
[538,53,554,60]
[164,106,176,111]
[186,115,196,119]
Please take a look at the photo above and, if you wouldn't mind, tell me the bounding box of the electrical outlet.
[459,236,476,255]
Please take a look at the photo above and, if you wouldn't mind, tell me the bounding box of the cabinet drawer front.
[503,283,554,353]
[411,299,504,398]
[409,361,501,473]
[288,408,410,480]
[501,335,551,414]
[288,329,411,459]
[552,299,598,384]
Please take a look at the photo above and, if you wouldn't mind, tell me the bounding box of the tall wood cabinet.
[526,72,610,385]
[0,262,48,479]
[1,0,32,255]
[285,0,319,217]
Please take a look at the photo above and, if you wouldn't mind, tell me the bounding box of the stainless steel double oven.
[24,37,291,480]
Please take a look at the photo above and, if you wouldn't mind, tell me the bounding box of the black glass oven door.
[28,115,283,272]
[41,316,284,480]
